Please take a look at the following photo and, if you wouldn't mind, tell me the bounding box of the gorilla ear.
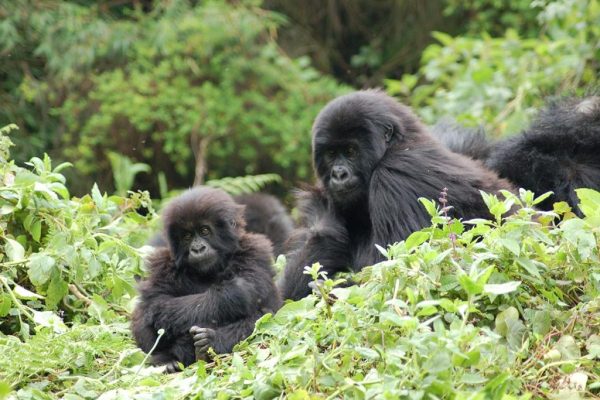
[231,204,246,229]
[384,123,394,142]
[385,120,405,143]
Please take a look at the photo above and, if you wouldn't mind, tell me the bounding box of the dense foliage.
[388,0,599,136]
[2,128,599,398]
[0,125,152,339]
[0,0,347,195]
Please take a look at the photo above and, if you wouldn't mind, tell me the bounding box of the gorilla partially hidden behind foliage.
[433,96,600,216]
[280,90,516,300]
[132,187,282,372]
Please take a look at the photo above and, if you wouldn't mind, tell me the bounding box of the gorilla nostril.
[191,244,207,255]
[332,166,349,183]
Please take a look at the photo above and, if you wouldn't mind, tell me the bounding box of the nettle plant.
[0,126,154,338]
[202,189,599,399]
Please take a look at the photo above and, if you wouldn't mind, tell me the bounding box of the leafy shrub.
[388,0,599,136]
[0,127,154,338]
[444,0,540,37]
[0,1,347,194]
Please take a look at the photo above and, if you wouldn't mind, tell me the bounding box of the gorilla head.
[161,187,246,275]
[311,89,425,206]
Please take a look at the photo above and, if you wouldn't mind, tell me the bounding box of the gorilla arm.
[279,189,351,301]
[135,247,275,340]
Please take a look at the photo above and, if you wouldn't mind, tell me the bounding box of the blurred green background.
[1,0,598,198]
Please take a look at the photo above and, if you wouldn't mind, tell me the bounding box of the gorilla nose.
[331,166,350,184]
[190,243,207,255]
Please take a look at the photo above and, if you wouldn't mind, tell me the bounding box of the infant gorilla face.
[162,187,245,275]
[179,223,219,272]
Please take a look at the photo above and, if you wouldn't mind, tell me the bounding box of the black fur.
[280,90,515,300]
[149,193,293,256]
[131,187,282,371]
[486,96,600,215]
[234,193,294,256]
[430,118,492,161]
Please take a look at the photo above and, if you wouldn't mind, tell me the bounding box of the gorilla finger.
[194,338,211,347]
[195,344,210,353]
[189,325,207,334]
[192,331,215,340]
[165,361,181,374]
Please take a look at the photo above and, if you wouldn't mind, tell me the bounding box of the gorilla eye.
[199,226,211,236]
[346,146,357,157]
[326,149,336,158]
[182,232,193,241]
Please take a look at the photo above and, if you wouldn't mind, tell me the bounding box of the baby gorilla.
[131,187,282,372]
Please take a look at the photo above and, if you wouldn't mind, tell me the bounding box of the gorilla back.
[280,90,515,300]
[486,96,600,215]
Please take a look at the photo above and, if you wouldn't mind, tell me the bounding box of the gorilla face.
[163,187,244,275]
[173,223,219,273]
[313,137,369,205]
[312,91,405,207]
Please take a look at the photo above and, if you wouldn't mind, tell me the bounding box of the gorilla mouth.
[188,253,218,272]
[328,181,362,201]
[328,177,361,195]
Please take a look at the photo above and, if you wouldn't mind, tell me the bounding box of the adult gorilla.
[280,90,515,300]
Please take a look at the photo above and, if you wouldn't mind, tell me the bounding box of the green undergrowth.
[1,127,600,399]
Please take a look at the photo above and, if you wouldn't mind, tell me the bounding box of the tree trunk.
[191,133,211,186]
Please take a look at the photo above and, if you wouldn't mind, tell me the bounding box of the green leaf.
[552,201,572,215]
[13,284,44,300]
[576,188,600,218]
[495,307,526,349]
[418,197,438,217]
[91,183,104,207]
[555,335,581,360]
[4,238,25,262]
[0,293,12,317]
[484,281,521,295]
[46,275,68,308]
[585,335,600,359]
[27,254,56,286]
[0,381,10,399]
[530,191,556,209]
[32,310,67,333]
[498,238,520,256]
[532,310,552,336]
[405,231,429,251]
[30,219,42,243]
[516,257,542,280]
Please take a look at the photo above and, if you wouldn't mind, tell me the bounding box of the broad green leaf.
[495,307,520,337]
[13,284,44,300]
[0,293,12,316]
[27,254,56,286]
[4,238,25,261]
[32,310,67,333]
[46,275,69,308]
[585,335,600,359]
[484,281,521,295]
[556,335,581,360]
[30,219,42,243]
[405,231,429,251]
[576,188,600,218]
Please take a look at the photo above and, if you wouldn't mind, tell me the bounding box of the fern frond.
[205,173,282,195]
